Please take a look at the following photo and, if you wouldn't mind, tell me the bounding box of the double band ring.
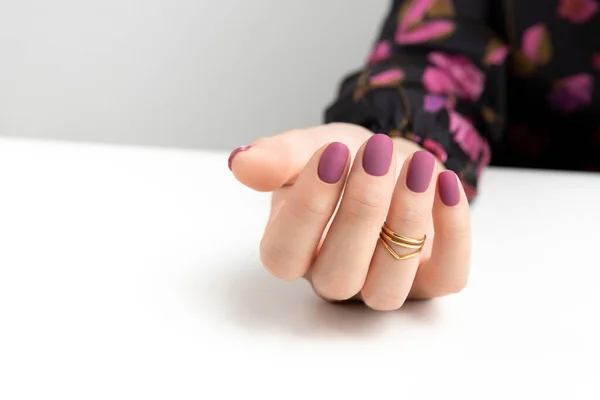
[378,222,426,261]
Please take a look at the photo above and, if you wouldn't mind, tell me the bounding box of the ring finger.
[361,151,437,311]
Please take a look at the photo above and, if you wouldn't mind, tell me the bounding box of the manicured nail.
[318,142,349,184]
[228,145,252,170]
[406,151,435,193]
[363,134,393,176]
[438,170,460,206]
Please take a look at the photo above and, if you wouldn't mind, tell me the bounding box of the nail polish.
[228,145,252,170]
[438,170,460,206]
[362,134,393,176]
[318,142,349,184]
[406,151,435,193]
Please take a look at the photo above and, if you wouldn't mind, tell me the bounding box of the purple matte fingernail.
[228,145,252,170]
[406,151,435,193]
[318,142,349,184]
[438,170,460,206]
[362,134,393,176]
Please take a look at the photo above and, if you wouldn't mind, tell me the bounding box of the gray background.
[0,1,388,150]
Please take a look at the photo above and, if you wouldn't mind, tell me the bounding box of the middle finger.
[361,151,437,310]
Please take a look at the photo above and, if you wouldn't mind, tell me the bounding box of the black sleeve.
[324,0,507,200]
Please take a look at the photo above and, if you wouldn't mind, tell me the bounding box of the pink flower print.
[370,68,405,86]
[396,0,455,44]
[367,41,392,65]
[423,94,456,112]
[423,139,448,163]
[513,24,553,75]
[484,43,509,65]
[400,0,436,31]
[558,0,599,23]
[423,68,456,96]
[449,110,491,173]
[593,53,600,69]
[522,24,553,65]
[422,52,484,101]
[423,94,447,112]
[548,74,594,112]
[396,20,455,44]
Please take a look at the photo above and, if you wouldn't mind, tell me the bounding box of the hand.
[230,123,471,310]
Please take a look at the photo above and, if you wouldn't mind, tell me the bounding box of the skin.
[230,123,471,311]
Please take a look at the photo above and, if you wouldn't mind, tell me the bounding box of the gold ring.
[381,223,425,246]
[379,222,426,261]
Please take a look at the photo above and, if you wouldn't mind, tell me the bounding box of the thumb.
[228,123,370,192]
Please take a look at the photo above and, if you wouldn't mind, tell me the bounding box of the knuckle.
[445,275,469,294]
[426,272,470,297]
[282,128,304,136]
[362,291,404,311]
[326,122,372,139]
[440,225,471,245]
[311,273,360,301]
[289,196,332,221]
[259,239,302,281]
[342,190,388,221]
[392,206,428,227]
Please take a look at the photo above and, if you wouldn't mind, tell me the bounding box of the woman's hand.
[230,123,471,310]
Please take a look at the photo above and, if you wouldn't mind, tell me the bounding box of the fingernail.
[228,145,252,170]
[318,142,349,184]
[406,151,435,193]
[363,134,393,176]
[438,170,460,206]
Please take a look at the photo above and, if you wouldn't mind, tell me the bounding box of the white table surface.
[1,137,600,399]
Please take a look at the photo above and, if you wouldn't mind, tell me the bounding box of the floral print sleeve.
[326,0,600,189]
[324,0,506,200]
